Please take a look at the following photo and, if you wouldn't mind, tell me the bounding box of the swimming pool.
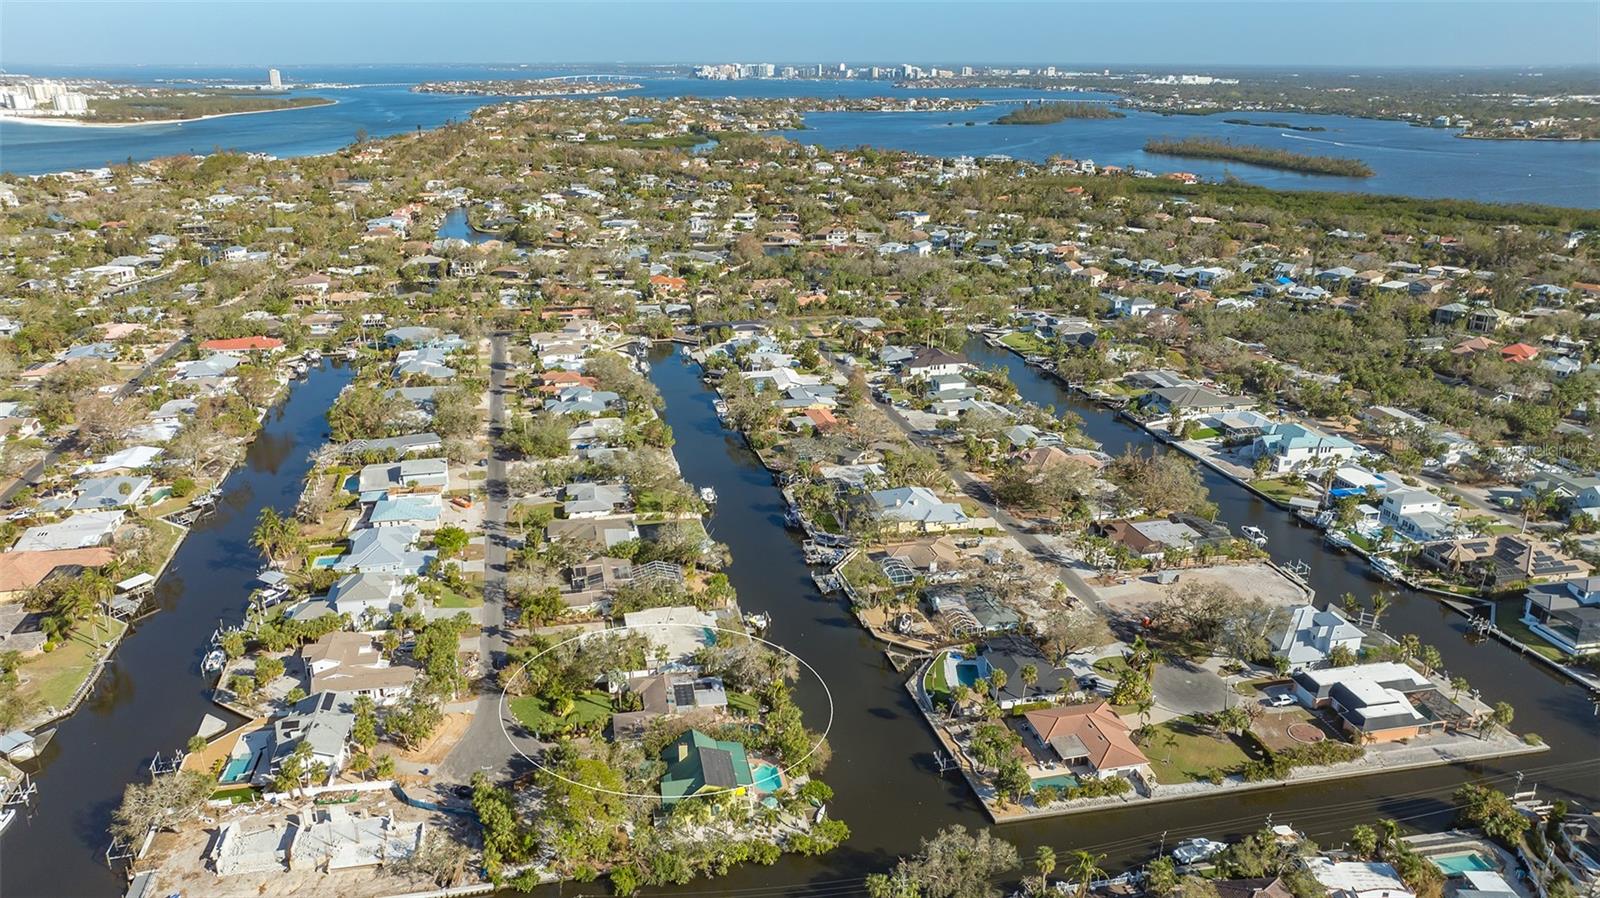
[219,756,253,784]
[752,763,782,793]
[1431,852,1496,875]
[1030,774,1081,791]
[954,661,982,688]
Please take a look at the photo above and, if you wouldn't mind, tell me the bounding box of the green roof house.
[659,729,754,805]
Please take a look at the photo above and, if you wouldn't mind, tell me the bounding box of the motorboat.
[1170,837,1228,865]
[1323,530,1355,551]
[1370,556,1405,583]
[1239,525,1268,547]
[202,649,227,675]
[743,612,771,633]
[700,486,718,505]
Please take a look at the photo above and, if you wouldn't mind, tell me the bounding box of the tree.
[1035,846,1058,896]
[1043,604,1111,662]
[864,825,1019,898]
[1454,784,1530,846]
[1065,850,1106,898]
[255,656,285,683]
[1019,664,1039,698]
[1349,824,1379,859]
[433,525,470,559]
[1145,856,1178,897]
[250,507,300,566]
[994,757,1032,805]
[111,771,213,841]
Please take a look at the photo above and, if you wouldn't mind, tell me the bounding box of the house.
[200,336,284,354]
[901,346,968,378]
[1522,577,1600,655]
[0,547,115,601]
[321,572,408,621]
[867,486,970,533]
[267,692,356,783]
[546,517,639,549]
[563,482,629,518]
[1251,423,1360,474]
[1110,295,1156,318]
[1271,604,1363,671]
[612,673,729,740]
[68,475,152,511]
[356,458,449,501]
[175,353,241,382]
[1522,471,1600,521]
[1378,488,1454,542]
[1290,662,1452,743]
[340,433,443,457]
[1305,859,1414,898]
[567,417,625,448]
[1139,385,1254,417]
[11,510,123,551]
[1500,342,1539,364]
[331,526,434,575]
[301,632,416,704]
[1418,534,1591,588]
[973,634,1069,708]
[544,385,620,416]
[659,729,755,806]
[365,493,442,530]
[1021,701,1150,779]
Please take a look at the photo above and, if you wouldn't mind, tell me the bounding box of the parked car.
[1266,692,1297,708]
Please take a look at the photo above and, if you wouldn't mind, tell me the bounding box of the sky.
[2,1,1598,69]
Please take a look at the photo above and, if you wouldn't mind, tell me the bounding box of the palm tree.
[1020,664,1039,699]
[1066,850,1106,898]
[1369,592,1390,625]
[1036,846,1058,896]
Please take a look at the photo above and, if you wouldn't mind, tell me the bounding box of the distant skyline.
[3,1,1598,69]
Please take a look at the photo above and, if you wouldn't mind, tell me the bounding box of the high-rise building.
[268,68,282,89]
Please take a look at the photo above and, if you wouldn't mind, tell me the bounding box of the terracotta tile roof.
[0,547,116,593]
[1024,701,1148,772]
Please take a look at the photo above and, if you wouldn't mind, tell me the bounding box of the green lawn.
[1182,427,1221,440]
[1492,598,1566,661]
[1000,332,1047,354]
[17,616,128,710]
[1141,720,1255,785]
[433,586,482,608]
[1093,655,1132,679]
[727,691,761,716]
[1251,478,1308,504]
[509,689,614,734]
[923,650,953,698]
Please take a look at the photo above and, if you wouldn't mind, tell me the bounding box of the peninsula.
[1143,137,1375,177]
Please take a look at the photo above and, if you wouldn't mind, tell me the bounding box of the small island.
[414,78,641,97]
[994,101,1125,125]
[1144,137,1374,177]
[1221,117,1327,132]
[81,93,332,124]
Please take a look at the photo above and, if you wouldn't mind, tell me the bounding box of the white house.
[1251,423,1361,474]
[1271,604,1364,671]
[1379,488,1454,541]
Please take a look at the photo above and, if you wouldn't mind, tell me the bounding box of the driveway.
[1151,660,1229,719]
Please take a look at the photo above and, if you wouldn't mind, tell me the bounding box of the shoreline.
[0,97,337,129]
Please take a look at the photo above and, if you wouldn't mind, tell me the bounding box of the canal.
[0,362,353,898]
[634,342,1599,897]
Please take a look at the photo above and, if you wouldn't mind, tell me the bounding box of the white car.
[1267,693,1297,708]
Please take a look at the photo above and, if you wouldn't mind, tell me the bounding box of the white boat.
[700,486,718,505]
[1370,556,1404,583]
[0,808,14,836]
[1239,525,1268,547]
[743,612,771,632]
[305,349,321,362]
[202,649,227,674]
[1323,530,1355,551]
[1171,837,1228,865]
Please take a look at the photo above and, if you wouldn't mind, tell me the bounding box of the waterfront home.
[0,547,115,602]
[623,605,719,664]
[1378,487,1454,542]
[266,692,356,784]
[356,458,449,501]
[301,632,417,704]
[1270,604,1363,671]
[881,536,964,577]
[566,417,625,449]
[1304,859,1413,898]
[1020,701,1150,781]
[544,385,621,416]
[364,493,442,530]
[1522,577,1600,655]
[330,526,434,576]
[659,729,755,806]
[1250,423,1361,474]
[314,572,408,622]
[1137,385,1255,417]
[174,352,242,383]
[1418,534,1591,588]
[392,344,457,381]
[11,510,123,551]
[1290,662,1454,744]
[76,445,164,475]
[817,462,885,491]
[563,482,629,519]
[973,634,1070,708]
[560,556,636,613]
[199,336,284,354]
[612,673,729,740]
[927,585,1022,636]
[546,517,639,549]
[866,486,970,533]
[340,432,444,458]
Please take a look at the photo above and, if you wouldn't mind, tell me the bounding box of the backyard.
[1139,718,1257,784]
[509,689,614,735]
[17,615,128,712]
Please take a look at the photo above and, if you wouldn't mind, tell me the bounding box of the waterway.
[630,341,1599,897]
[2,64,1596,207]
[0,361,353,898]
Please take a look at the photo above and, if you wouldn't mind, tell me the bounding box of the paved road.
[439,332,537,784]
[828,352,1110,615]
[0,336,192,505]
